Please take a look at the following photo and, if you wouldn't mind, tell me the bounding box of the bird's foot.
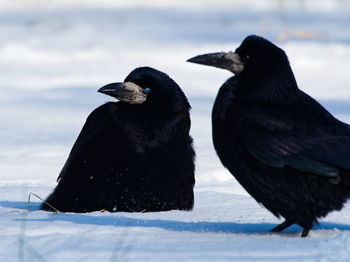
[271,220,294,232]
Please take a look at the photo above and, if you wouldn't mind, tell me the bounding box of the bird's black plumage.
[188,35,350,237]
[41,67,195,213]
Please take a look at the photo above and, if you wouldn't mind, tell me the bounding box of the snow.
[1,0,350,261]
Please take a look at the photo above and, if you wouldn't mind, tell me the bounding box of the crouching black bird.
[188,35,350,237]
[41,67,195,213]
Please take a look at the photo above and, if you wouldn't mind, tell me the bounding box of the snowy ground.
[1,0,350,261]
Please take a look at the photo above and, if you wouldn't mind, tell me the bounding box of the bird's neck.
[237,65,299,105]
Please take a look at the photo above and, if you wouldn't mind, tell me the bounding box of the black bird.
[188,35,350,237]
[41,67,195,213]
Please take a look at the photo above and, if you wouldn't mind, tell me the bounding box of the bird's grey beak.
[187,51,244,74]
[98,82,147,104]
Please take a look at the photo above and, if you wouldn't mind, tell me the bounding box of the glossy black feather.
[41,67,195,213]
[210,35,350,236]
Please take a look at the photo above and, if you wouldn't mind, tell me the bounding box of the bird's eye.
[244,55,250,61]
[143,88,151,94]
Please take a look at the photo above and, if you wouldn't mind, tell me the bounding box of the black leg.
[271,220,294,232]
[301,226,312,237]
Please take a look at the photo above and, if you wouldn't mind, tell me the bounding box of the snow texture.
[1,0,350,261]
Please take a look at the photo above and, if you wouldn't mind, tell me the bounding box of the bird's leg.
[271,220,294,232]
[301,225,312,237]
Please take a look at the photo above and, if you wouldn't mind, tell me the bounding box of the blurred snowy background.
[1,0,350,261]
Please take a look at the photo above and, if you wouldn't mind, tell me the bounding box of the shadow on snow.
[2,201,350,235]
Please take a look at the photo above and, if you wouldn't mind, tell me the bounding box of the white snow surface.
[1,0,350,261]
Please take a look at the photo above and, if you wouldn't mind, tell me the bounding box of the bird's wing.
[240,92,350,177]
[57,103,127,182]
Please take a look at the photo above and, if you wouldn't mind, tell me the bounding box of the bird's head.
[98,67,190,112]
[187,35,289,76]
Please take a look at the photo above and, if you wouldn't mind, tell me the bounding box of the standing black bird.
[188,35,350,237]
[41,67,195,213]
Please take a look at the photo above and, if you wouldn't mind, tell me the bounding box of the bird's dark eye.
[143,88,151,94]
[244,54,250,61]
